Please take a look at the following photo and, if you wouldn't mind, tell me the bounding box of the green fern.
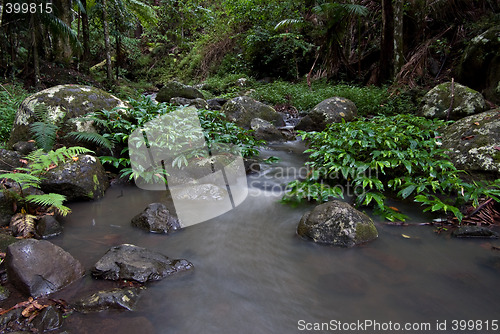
[0,172,40,189]
[26,146,94,174]
[30,103,61,152]
[65,131,115,151]
[26,193,71,216]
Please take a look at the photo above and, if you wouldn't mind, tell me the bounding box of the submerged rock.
[441,110,500,180]
[295,97,357,132]
[35,215,63,238]
[297,200,378,247]
[0,305,64,332]
[419,82,488,120]
[92,244,193,282]
[452,226,499,238]
[73,287,144,313]
[131,203,181,234]
[156,81,204,103]
[221,96,284,129]
[40,154,109,201]
[5,239,84,297]
[250,118,286,142]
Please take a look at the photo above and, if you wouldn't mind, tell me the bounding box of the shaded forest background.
[1,0,499,94]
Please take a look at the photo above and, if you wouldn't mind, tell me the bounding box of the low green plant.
[283,114,500,222]
[0,146,93,237]
[0,82,30,144]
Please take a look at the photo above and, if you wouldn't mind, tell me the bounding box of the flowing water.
[48,141,500,334]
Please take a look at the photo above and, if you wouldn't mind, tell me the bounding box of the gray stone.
[0,191,16,227]
[452,226,499,238]
[6,239,84,297]
[419,82,488,120]
[0,233,18,252]
[12,141,37,155]
[441,110,500,179]
[156,81,204,103]
[221,96,284,129]
[92,244,193,282]
[297,200,378,247]
[36,215,63,238]
[0,148,23,172]
[131,203,181,234]
[170,97,208,109]
[250,118,286,142]
[8,84,129,148]
[40,154,109,201]
[207,98,227,110]
[0,285,10,301]
[295,97,357,132]
[30,305,64,332]
[73,287,144,313]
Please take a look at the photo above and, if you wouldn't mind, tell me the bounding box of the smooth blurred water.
[49,141,500,334]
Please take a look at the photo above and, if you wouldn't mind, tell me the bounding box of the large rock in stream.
[92,244,193,282]
[297,200,378,247]
[73,287,144,313]
[131,203,181,234]
[221,96,284,129]
[156,81,204,103]
[8,84,129,148]
[5,239,84,297]
[295,97,357,132]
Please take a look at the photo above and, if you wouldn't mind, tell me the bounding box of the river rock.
[92,244,193,282]
[458,25,500,104]
[5,239,84,297]
[0,191,16,227]
[221,96,284,129]
[297,200,378,247]
[0,305,63,332]
[0,149,23,173]
[35,215,63,238]
[40,154,109,201]
[156,81,204,103]
[295,97,358,132]
[73,287,144,313]
[131,203,181,234]
[0,233,18,252]
[12,141,37,155]
[451,226,499,238]
[207,98,227,110]
[8,84,129,148]
[419,82,488,120]
[250,118,286,142]
[170,97,208,109]
[441,110,500,180]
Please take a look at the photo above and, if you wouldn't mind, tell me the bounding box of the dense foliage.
[283,115,500,222]
[0,83,29,144]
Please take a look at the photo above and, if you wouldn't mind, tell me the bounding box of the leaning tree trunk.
[30,15,41,90]
[393,0,404,79]
[102,0,113,86]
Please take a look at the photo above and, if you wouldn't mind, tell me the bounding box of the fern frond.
[63,146,94,158]
[30,121,58,152]
[10,212,37,238]
[65,131,115,151]
[274,19,304,31]
[33,103,49,122]
[26,193,71,216]
[0,172,41,189]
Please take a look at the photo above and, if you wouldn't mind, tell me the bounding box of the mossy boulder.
[441,110,500,180]
[295,97,357,132]
[170,97,208,109]
[40,154,109,201]
[297,200,378,247]
[250,118,286,142]
[156,81,204,103]
[457,26,500,104]
[419,82,488,120]
[8,84,129,148]
[221,96,284,129]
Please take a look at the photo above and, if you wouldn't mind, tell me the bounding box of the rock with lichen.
[297,200,378,247]
[419,82,488,120]
[8,84,129,148]
[221,96,284,129]
[441,109,500,181]
[295,97,357,132]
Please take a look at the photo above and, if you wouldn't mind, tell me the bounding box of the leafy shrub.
[0,82,30,144]
[283,115,500,222]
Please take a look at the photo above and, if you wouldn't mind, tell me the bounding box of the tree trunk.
[102,0,113,86]
[379,0,393,83]
[393,0,404,78]
[53,0,73,64]
[30,15,41,90]
[81,0,90,67]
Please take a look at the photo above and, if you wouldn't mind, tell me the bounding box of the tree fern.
[65,131,115,151]
[26,193,71,216]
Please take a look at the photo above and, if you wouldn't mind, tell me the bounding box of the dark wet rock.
[451,226,499,238]
[12,141,37,155]
[5,239,84,297]
[457,25,500,104]
[221,96,284,129]
[73,287,144,313]
[295,97,358,132]
[92,244,193,282]
[441,110,500,179]
[244,158,260,174]
[31,305,64,332]
[0,308,23,331]
[250,118,286,142]
[40,154,109,201]
[0,233,18,252]
[131,203,181,234]
[0,285,10,301]
[0,191,16,227]
[297,200,378,247]
[0,148,23,172]
[419,82,488,120]
[0,305,63,333]
[156,81,204,103]
[170,97,208,109]
[8,84,129,148]
[207,98,227,110]
[35,215,63,238]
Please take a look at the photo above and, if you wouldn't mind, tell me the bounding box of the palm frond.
[65,131,115,151]
[339,3,369,17]
[26,193,71,216]
[274,19,304,31]
[10,212,37,238]
[123,0,158,29]
[40,12,82,52]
